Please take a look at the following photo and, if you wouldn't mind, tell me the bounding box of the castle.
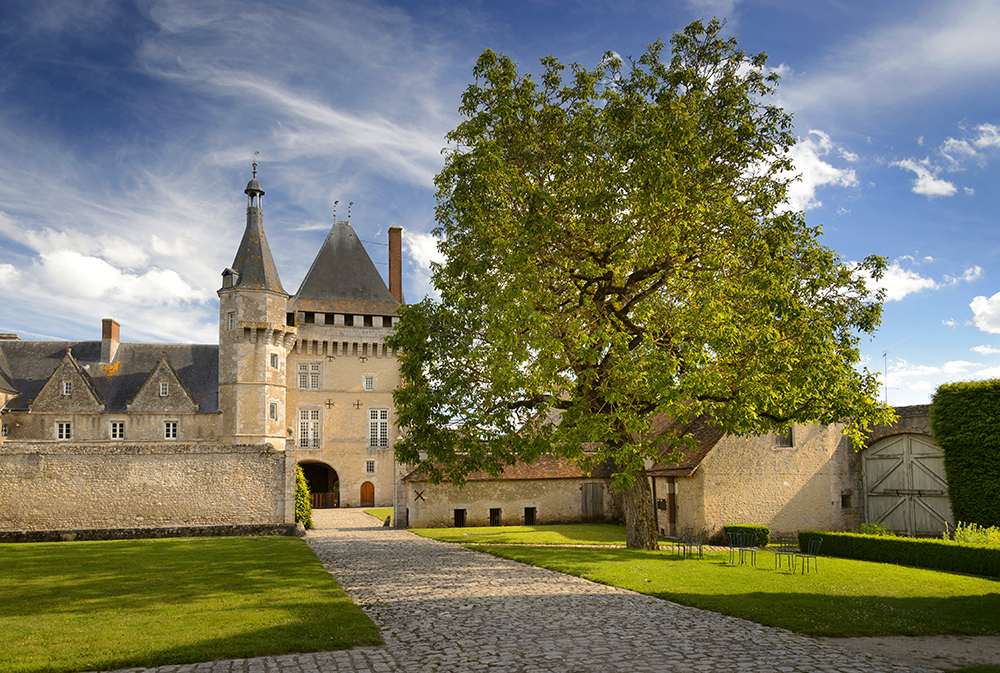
[0,168,406,533]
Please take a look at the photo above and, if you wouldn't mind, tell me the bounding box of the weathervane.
[251,150,259,178]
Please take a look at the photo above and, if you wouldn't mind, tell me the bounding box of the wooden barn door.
[581,483,605,523]
[360,481,375,507]
[863,434,953,536]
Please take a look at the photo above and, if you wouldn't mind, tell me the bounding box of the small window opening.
[524,507,536,526]
[270,353,278,369]
[841,491,853,509]
[364,375,375,391]
[159,381,169,397]
[366,460,375,474]
[383,316,393,328]
[303,311,315,324]
[111,421,125,440]
[453,509,466,528]
[57,422,72,440]
[1,424,8,437]
[286,312,295,327]
[363,315,373,327]
[228,312,236,330]
[324,313,336,324]
[344,314,354,326]
[62,381,72,396]
[490,508,502,527]
[164,421,178,439]
[774,427,793,448]
[269,402,278,421]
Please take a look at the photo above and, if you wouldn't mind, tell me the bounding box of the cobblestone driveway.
[100,509,934,673]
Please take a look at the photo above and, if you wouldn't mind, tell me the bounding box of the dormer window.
[159,381,169,397]
[62,381,72,396]
[221,268,239,289]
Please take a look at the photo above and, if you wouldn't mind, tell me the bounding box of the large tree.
[387,20,893,549]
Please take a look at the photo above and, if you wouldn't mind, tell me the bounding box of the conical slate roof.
[231,190,286,294]
[290,221,400,315]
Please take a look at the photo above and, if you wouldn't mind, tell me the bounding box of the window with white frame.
[164,421,178,439]
[299,409,320,448]
[269,402,278,421]
[1,424,8,437]
[57,422,72,440]
[270,353,279,369]
[110,421,125,440]
[228,312,236,330]
[366,460,375,474]
[364,375,375,391]
[62,381,72,396]
[159,381,169,397]
[297,363,321,389]
[369,408,388,448]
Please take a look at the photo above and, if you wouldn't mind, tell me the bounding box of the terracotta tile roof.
[647,414,725,477]
[402,455,615,483]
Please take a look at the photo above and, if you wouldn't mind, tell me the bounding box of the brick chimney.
[388,226,403,304]
[101,318,120,363]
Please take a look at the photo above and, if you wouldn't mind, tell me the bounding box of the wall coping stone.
[0,442,280,456]
[0,522,305,543]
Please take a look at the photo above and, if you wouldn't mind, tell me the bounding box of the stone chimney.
[101,318,120,363]
[388,226,403,304]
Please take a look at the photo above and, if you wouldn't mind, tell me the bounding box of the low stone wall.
[0,522,304,543]
[0,442,297,531]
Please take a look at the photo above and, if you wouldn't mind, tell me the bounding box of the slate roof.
[402,455,616,483]
[647,414,726,477]
[230,177,286,294]
[0,340,219,413]
[290,221,400,316]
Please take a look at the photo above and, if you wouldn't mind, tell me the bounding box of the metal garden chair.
[772,534,797,571]
[795,537,823,574]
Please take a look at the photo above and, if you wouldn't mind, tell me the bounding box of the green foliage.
[800,530,1000,577]
[387,20,892,549]
[853,522,896,537]
[295,465,313,530]
[0,537,381,673]
[479,544,1000,637]
[949,521,1000,547]
[931,380,1000,528]
[725,524,770,548]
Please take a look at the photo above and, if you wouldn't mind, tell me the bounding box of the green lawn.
[1,536,381,673]
[476,545,1000,637]
[364,507,394,522]
[412,523,630,545]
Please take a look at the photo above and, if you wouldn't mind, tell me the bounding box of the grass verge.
[1,536,381,673]
[475,545,1000,637]
[364,508,393,522]
[412,523,630,545]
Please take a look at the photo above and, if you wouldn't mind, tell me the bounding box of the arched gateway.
[300,461,340,508]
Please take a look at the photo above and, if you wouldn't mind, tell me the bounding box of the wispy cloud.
[785,130,858,211]
[857,257,981,302]
[891,157,958,197]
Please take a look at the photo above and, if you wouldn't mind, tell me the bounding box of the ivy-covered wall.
[930,380,1000,528]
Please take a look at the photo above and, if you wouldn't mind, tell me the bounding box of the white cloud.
[403,230,444,270]
[940,137,977,167]
[965,187,975,195]
[971,291,1000,334]
[909,380,933,391]
[785,130,858,211]
[971,345,1000,355]
[973,123,1000,149]
[859,260,981,302]
[943,318,959,327]
[0,263,19,290]
[891,157,958,197]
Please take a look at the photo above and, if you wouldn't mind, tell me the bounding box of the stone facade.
[0,442,295,531]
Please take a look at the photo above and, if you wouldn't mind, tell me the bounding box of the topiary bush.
[295,465,314,530]
[800,529,1000,577]
[724,524,770,548]
[931,380,1000,528]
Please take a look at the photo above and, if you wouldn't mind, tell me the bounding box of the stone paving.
[96,509,936,673]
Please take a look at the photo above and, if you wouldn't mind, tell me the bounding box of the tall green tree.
[387,20,893,549]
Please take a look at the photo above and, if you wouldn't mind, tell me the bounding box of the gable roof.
[402,455,616,483]
[647,414,726,477]
[290,221,400,316]
[0,340,218,413]
[126,355,199,413]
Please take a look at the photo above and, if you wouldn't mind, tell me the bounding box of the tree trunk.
[622,466,659,550]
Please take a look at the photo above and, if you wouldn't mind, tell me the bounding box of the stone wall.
[0,442,296,531]
[404,478,610,528]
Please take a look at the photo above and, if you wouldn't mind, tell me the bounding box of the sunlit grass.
[412,523,631,545]
[1,537,381,673]
[364,508,393,522]
[475,545,1000,637]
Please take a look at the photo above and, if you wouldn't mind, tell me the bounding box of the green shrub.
[931,380,1000,528]
[295,465,313,530]
[800,530,1000,577]
[949,521,1000,547]
[725,524,770,548]
[853,522,895,537]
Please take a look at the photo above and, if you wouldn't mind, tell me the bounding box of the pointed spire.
[229,168,286,294]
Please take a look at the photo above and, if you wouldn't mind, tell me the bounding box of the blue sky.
[1,0,999,406]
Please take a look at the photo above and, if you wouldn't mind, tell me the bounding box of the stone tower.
[218,165,296,446]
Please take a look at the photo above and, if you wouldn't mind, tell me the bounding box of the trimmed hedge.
[295,465,314,530]
[724,524,770,548]
[799,530,1000,577]
[931,380,1000,528]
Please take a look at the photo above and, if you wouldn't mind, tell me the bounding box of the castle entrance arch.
[300,461,340,509]
[862,433,952,536]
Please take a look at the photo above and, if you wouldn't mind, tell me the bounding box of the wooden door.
[360,481,375,507]
[581,482,605,523]
[863,434,952,536]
